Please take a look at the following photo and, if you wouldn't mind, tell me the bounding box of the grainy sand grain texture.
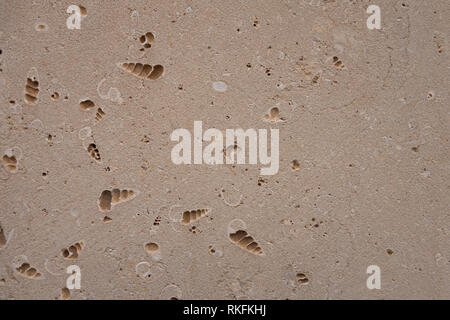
[0,0,449,299]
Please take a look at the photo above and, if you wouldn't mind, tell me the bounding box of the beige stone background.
[0,0,449,299]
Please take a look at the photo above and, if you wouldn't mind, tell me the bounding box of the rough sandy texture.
[0,0,449,299]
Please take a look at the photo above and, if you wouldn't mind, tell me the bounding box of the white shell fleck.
[212,81,227,92]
